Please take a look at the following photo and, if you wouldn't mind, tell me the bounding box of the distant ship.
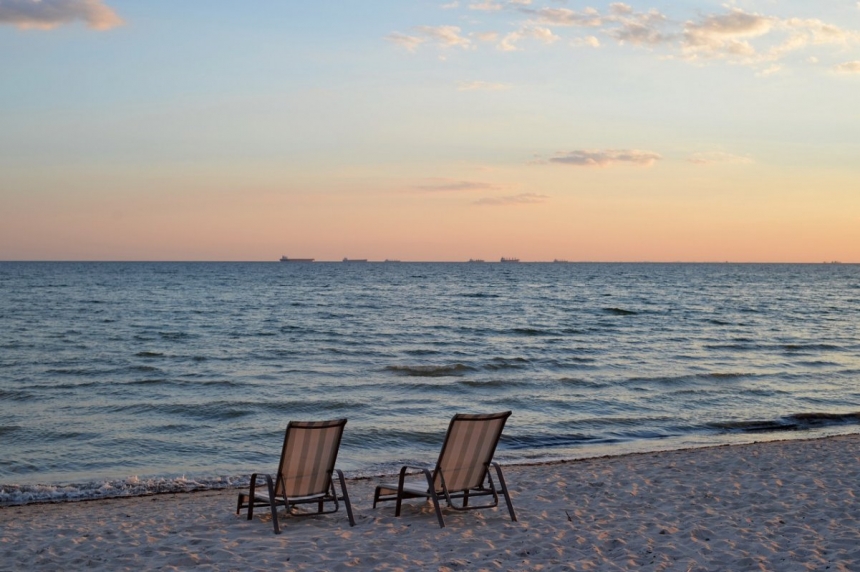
[468,259,485,263]
[500,257,520,263]
[342,258,368,263]
[553,259,569,263]
[280,256,314,262]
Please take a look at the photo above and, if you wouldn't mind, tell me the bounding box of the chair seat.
[250,490,329,504]
[376,482,433,497]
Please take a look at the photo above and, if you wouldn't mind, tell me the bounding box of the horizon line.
[0,260,855,265]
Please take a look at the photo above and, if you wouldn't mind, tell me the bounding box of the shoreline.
[4,426,860,507]
[2,433,859,570]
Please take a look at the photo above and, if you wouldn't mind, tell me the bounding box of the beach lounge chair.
[236,418,355,533]
[372,411,517,527]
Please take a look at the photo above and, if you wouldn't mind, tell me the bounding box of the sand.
[2,434,859,571]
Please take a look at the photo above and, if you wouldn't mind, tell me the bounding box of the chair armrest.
[248,472,272,498]
[398,465,435,492]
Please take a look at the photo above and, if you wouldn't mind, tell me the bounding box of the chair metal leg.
[247,473,259,520]
[265,474,282,534]
[336,469,356,526]
[395,466,408,517]
[492,462,517,522]
[421,469,445,528]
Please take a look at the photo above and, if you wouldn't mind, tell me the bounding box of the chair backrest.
[276,418,347,498]
[433,411,511,492]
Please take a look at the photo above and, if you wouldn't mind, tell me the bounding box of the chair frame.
[372,411,517,527]
[236,418,355,533]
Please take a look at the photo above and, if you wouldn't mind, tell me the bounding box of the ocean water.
[1,262,859,504]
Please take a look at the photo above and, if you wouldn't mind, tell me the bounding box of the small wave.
[707,319,731,325]
[697,372,750,380]
[45,367,111,377]
[0,475,247,506]
[603,307,638,316]
[552,356,597,364]
[0,425,21,437]
[459,379,532,388]
[703,343,758,351]
[459,293,500,298]
[135,351,164,358]
[384,364,477,377]
[125,378,244,389]
[502,433,600,450]
[557,377,605,388]
[126,378,170,386]
[625,372,754,387]
[405,349,441,356]
[782,343,843,352]
[32,380,99,390]
[159,331,190,340]
[560,328,585,334]
[484,357,530,370]
[0,389,34,401]
[510,328,553,336]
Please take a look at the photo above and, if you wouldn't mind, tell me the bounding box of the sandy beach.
[2,434,859,571]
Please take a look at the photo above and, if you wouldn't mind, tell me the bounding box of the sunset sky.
[1,0,859,262]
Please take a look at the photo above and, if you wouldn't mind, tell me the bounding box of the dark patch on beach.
[709,412,860,434]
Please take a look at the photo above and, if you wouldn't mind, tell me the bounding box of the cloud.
[414,180,500,192]
[386,32,425,52]
[678,10,860,65]
[391,4,860,73]
[389,25,471,51]
[441,1,459,8]
[533,7,602,28]
[474,193,549,206]
[0,0,122,30]
[416,25,471,48]
[608,9,673,46]
[571,35,600,48]
[610,3,634,17]
[457,80,511,91]
[687,151,754,165]
[499,25,559,51]
[470,1,503,11]
[756,63,782,77]
[834,60,860,74]
[681,9,773,60]
[548,149,661,167]
[473,31,498,42]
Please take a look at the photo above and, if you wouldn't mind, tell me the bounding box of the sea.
[1,262,859,505]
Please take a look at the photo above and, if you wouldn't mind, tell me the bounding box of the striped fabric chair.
[237,418,355,533]
[372,411,517,527]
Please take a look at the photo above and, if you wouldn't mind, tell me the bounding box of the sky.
[1,0,859,262]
